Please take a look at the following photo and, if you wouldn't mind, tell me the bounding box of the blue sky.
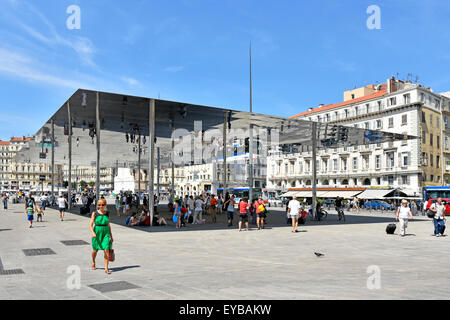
[1,0,450,140]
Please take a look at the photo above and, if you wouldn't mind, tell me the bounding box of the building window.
[333,159,338,171]
[376,120,382,129]
[430,154,434,167]
[430,133,433,146]
[445,137,449,150]
[420,93,425,102]
[352,157,358,170]
[422,111,426,123]
[388,118,394,128]
[430,115,433,126]
[403,154,409,166]
[422,152,428,166]
[402,115,407,125]
[422,131,426,144]
[401,175,408,185]
[388,176,394,184]
[389,97,397,106]
[403,94,410,104]
[437,155,440,169]
[341,158,347,171]
[437,135,440,148]
[365,122,370,129]
[375,155,381,169]
[387,153,394,168]
[431,175,434,182]
[435,99,440,109]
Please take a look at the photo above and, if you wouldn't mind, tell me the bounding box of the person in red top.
[238,198,250,231]
[209,194,218,223]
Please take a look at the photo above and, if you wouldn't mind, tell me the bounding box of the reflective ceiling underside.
[14,89,417,169]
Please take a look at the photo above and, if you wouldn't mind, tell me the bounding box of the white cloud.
[7,1,97,68]
[0,47,87,88]
[121,77,141,87]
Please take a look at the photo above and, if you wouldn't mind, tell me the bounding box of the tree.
[88,181,95,187]
[79,180,88,189]
[71,182,76,190]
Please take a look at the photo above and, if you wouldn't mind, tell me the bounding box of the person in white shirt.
[396,199,414,237]
[193,196,204,224]
[40,194,48,210]
[57,194,68,221]
[287,198,302,233]
[187,196,195,216]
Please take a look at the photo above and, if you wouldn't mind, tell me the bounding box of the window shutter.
[398,153,402,167]
[407,152,411,166]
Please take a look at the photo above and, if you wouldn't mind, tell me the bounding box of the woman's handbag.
[109,245,115,262]
[173,215,178,223]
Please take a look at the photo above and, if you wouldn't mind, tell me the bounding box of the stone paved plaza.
[0,202,449,300]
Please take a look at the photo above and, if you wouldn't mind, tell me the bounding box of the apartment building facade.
[267,77,450,197]
[0,137,64,192]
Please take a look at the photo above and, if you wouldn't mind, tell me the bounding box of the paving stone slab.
[0,269,25,275]
[88,281,141,293]
[60,240,89,246]
[22,248,56,256]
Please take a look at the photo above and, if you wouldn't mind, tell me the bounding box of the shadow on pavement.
[109,265,141,272]
[64,204,431,234]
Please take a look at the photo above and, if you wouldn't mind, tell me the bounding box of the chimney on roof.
[318,104,324,107]
[387,76,397,94]
[308,107,313,111]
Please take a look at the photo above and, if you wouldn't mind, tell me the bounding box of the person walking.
[287,197,301,233]
[174,199,182,229]
[224,195,236,227]
[115,196,121,217]
[40,194,48,211]
[57,194,68,221]
[395,199,414,237]
[193,196,204,224]
[217,194,223,215]
[187,195,194,218]
[36,205,44,222]
[3,194,8,210]
[89,198,113,274]
[254,198,267,231]
[410,200,418,216]
[209,194,217,223]
[238,198,250,231]
[353,197,360,213]
[429,197,447,237]
[26,201,35,228]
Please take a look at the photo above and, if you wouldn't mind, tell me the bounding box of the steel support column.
[312,122,318,220]
[51,119,55,205]
[148,99,155,226]
[67,101,72,210]
[223,112,227,195]
[96,92,101,204]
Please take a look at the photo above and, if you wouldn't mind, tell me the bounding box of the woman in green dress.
[89,198,114,274]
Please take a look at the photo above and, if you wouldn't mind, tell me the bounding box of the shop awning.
[357,189,395,199]
[280,191,298,197]
[320,190,364,199]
